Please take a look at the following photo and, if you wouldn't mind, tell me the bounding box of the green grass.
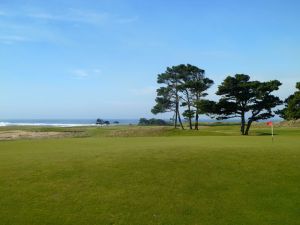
[0,125,300,225]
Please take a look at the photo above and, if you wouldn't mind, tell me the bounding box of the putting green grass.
[0,127,300,225]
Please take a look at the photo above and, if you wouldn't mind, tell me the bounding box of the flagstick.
[272,125,274,142]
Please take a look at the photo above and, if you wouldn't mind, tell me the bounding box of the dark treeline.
[96,119,110,125]
[96,119,120,125]
[152,64,300,135]
[138,118,170,126]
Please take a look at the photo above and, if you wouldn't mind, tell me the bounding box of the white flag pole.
[272,124,274,142]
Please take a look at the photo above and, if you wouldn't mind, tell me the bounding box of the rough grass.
[85,124,300,137]
[0,125,300,225]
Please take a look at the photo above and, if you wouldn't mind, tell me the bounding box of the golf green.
[0,131,299,225]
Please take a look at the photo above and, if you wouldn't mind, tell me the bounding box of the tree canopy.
[199,74,282,135]
[152,64,213,129]
[96,118,104,125]
[152,66,185,129]
[278,82,300,120]
[138,118,169,126]
[96,119,110,126]
[178,64,214,130]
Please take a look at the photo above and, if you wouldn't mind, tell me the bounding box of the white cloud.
[70,68,102,79]
[92,69,102,74]
[130,86,157,96]
[71,69,89,79]
[0,35,30,44]
[0,17,71,45]
[67,9,110,24]
[116,16,139,24]
[27,10,110,25]
[28,12,60,20]
[26,9,137,26]
[0,7,138,45]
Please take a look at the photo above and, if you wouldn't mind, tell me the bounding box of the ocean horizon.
[0,118,282,127]
[0,119,141,127]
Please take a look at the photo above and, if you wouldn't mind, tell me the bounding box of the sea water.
[0,119,139,127]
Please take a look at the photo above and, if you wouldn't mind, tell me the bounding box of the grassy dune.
[0,125,300,225]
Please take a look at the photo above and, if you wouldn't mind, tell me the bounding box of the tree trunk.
[187,104,193,130]
[185,91,193,130]
[240,113,246,135]
[175,91,179,129]
[194,94,200,130]
[245,119,253,135]
[178,109,185,130]
[188,117,192,130]
[174,106,178,129]
[195,112,199,130]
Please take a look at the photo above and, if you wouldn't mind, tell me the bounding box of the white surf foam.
[0,122,96,127]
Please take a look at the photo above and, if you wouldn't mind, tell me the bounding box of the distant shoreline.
[0,119,140,127]
[0,118,283,127]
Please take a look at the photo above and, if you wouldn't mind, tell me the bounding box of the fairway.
[0,128,300,225]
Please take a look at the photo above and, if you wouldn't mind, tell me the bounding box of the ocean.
[0,119,140,127]
[0,118,282,127]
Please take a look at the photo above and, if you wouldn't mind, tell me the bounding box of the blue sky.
[1,0,300,119]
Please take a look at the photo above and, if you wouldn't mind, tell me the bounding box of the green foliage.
[178,64,214,129]
[182,109,195,120]
[197,99,218,115]
[151,87,174,114]
[96,119,110,126]
[202,74,282,135]
[138,118,169,126]
[96,118,104,125]
[152,66,186,129]
[278,82,300,120]
[152,64,214,129]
